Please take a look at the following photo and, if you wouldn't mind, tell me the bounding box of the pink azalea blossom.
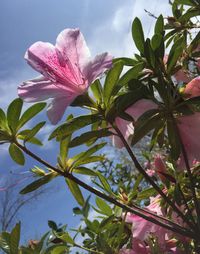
[123,195,183,254]
[184,77,200,98]
[18,29,112,124]
[112,99,157,148]
[177,113,200,168]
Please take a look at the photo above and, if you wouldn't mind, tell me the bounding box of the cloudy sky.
[0,0,171,248]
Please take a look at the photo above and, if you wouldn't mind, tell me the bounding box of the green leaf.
[48,220,58,230]
[17,102,46,130]
[10,223,20,254]
[118,62,144,86]
[73,167,97,176]
[57,232,74,245]
[175,0,197,6]
[132,17,145,54]
[90,79,103,102]
[137,187,157,200]
[96,197,113,216]
[7,98,23,132]
[179,9,200,22]
[144,39,156,68]
[72,156,104,168]
[49,114,101,140]
[154,15,164,34]
[9,143,25,165]
[71,143,106,162]
[132,109,161,145]
[113,57,138,66]
[103,61,123,105]
[167,45,184,73]
[20,172,56,194]
[69,129,112,147]
[0,232,10,254]
[167,119,181,160]
[96,171,113,194]
[24,121,45,142]
[66,179,85,206]
[0,109,7,129]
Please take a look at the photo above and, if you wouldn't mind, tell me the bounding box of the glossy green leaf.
[0,109,7,129]
[132,17,145,53]
[24,121,45,142]
[20,172,56,194]
[167,119,181,160]
[0,232,10,254]
[58,232,74,245]
[154,15,164,34]
[66,179,85,206]
[103,61,123,105]
[73,167,97,176]
[167,45,184,73]
[9,143,25,165]
[72,156,104,168]
[144,39,156,68]
[118,62,144,86]
[96,197,113,216]
[10,223,20,254]
[69,129,112,147]
[17,102,46,130]
[7,98,23,132]
[96,171,113,194]
[113,57,138,66]
[49,114,100,140]
[90,79,103,102]
[132,109,161,145]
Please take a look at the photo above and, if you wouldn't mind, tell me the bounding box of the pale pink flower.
[184,77,200,98]
[174,69,192,83]
[18,29,112,124]
[112,99,157,148]
[177,113,200,168]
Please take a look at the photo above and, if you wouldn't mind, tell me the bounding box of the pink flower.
[18,29,112,124]
[112,99,157,148]
[177,113,200,168]
[174,69,192,83]
[184,77,200,98]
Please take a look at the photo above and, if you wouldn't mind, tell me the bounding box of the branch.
[14,141,195,239]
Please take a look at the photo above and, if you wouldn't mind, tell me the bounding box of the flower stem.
[15,141,195,239]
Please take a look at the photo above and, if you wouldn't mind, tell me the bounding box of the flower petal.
[184,77,200,98]
[25,41,78,86]
[83,52,113,85]
[47,95,75,124]
[56,28,91,85]
[18,76,63,102]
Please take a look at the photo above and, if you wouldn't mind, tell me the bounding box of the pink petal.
[83,52,113,85]
[47,95,75,124]
[113,99,157,148]
[177,113,200,168]
[25,41,79,87]
[184,77,200,98]
[56,28,91,85]
[18,76,64,102]
[174,69,192,83]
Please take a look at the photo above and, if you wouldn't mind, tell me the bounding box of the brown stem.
[112,124,196,231]
[15,141,195,239]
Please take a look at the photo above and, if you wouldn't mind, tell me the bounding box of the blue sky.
[0,0,171,248]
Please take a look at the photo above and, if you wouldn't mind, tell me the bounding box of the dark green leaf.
[20,173,56,194]
[144,39,156,68]
[7,98,23,132]
[66,179,85,206]
[179,9,200,22]
[90,79,103,102]
[103,61,123,105]
[69,129,112,147]
[17,102,46,130]
[49,114,101,140]
[118,62,144,86]
[10,223,20,254]
[132,109,161,145]
[167,119,181,160]
[96,197,112,216]
[48,220,58,230]
[113,57,138,66]
[154,15,164,34]
[132,17,145,54]
[9,143,25,165]
[24,121,45,142]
